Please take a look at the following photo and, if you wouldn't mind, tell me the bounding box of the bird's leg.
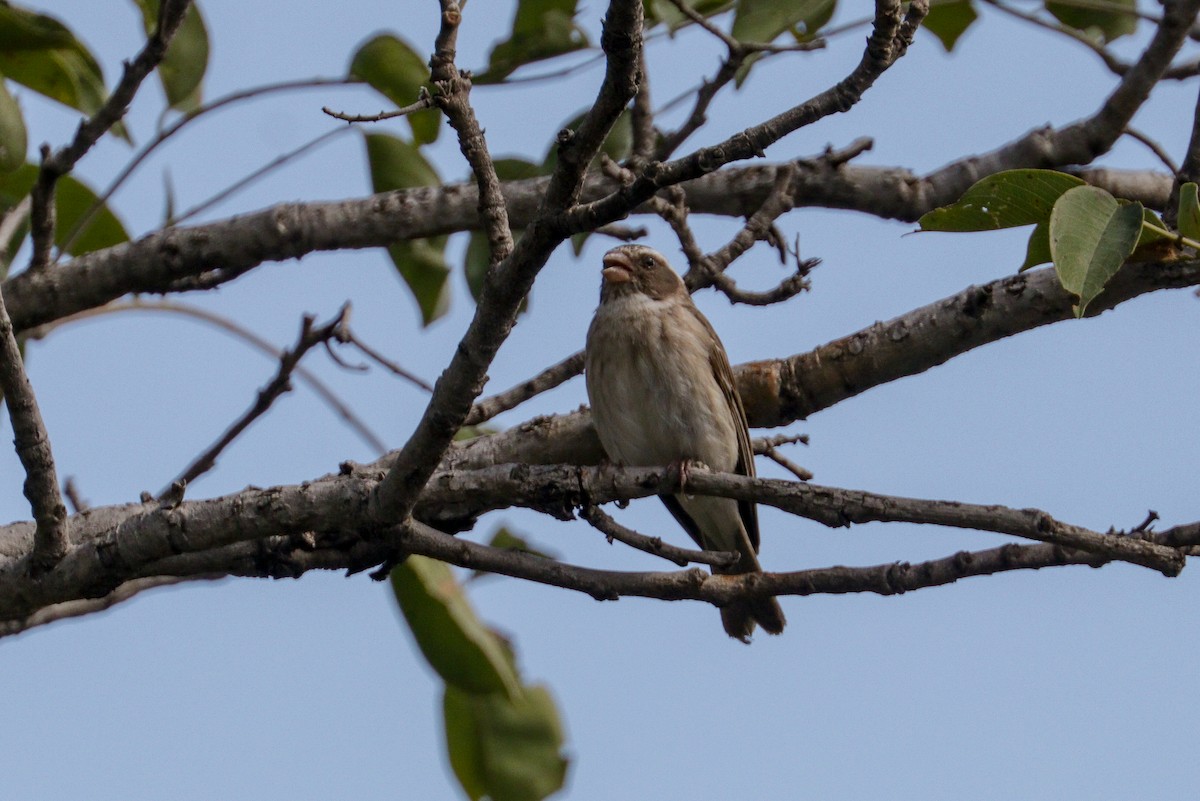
[668,459,708,498]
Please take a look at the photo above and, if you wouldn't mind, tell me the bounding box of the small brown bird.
[584,244,786,642]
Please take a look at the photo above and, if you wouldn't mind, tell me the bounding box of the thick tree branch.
[2,161,1177,336]
[0,462,1194,630]
[442,256,1200,474]
[369,0,644,524]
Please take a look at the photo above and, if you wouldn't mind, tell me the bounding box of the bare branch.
[4,460,1195,630]
[163,307,352,496]
[0,575,222,638]
[580,505,738,568]
[464,351,585,426]
[25,299,389,455]
[322,92,435,123]
[443,257,1200,475]
[0,285,67,573]
[370,0,643,523]
[59,76,358,257]
[1166,79,1200,226]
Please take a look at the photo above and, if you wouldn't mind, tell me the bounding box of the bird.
[584,244,786,642]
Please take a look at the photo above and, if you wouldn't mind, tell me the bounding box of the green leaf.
[1019,221,1051,272]
[476,0,589,85]
[919,169,1086,232]
[364,132,450,324]
[391,556,521,697]
[464,230,490,303]
[0,78,26,172]
[444,683,569,801]
[0,163,129,255]
[389,237,451,324]
[1049,185,1143,317]
[349,33,440,145]
[1177,182,1200,242]
[923,0,977,51]
[732,0,835,43]
[131,0,209,111]
[1046,0,1135,43]
[0,5,107,116]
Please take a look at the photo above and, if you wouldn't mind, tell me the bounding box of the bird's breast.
[585,294,738,471]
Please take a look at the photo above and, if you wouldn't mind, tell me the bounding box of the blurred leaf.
[350,33,440,145]
[732,0,835,43]
[477,0,589,84]
[0,4,108,117]
[0,164,128,255]
[391,556,521,697]
[643,0,733,31]
[1046,0,1135,43]
[464,230,490,303]
[455,424,500,441]
[390,237,451,324]
[364,132,450,324]
[162,168,177,226]
[1049,185,1142,317]
[0,78,26,172]
[1177,182,1200,242]
[488,526,555,560]
[1130,207,1177,261]
[543,109,631,172]
[919,169,1085,232]
[493,157,546,182]
[923,0,977,51]
[131,0,209,111]
[444,683,569,801]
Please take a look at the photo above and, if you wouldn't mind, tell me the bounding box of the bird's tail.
[715,548,787,643]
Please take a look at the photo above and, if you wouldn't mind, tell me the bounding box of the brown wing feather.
[685,304,760,553]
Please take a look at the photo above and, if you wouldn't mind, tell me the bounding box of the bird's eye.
[641,256,655,268]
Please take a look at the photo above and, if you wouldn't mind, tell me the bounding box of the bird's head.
[599,245,686,303]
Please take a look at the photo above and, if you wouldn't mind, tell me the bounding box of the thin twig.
[169,126,352,226]
[1124,126,1180,175]
[322,93,435,123]
[162,306,352,496]
[0,575,222,637]
[29,0,192,271]
[466,351,585,426]
[761,449,814,481]
[25,299,389,455]
[62,478,89,514]
[1167,79,1200,226]
[340,328,434,392]
[57,76,359,258]
[0,283,68,573]
[581,505,738,568]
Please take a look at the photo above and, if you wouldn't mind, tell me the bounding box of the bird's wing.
[687,303,760,554]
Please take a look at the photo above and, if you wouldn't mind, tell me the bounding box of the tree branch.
[370,0,643,523]
[163,307,352,496]
[3,159,1178,336]
[0,284,67,573]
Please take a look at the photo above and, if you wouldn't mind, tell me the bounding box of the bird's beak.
[601,251,633,284]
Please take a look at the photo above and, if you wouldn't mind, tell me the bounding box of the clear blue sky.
[3,1,1200,799]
